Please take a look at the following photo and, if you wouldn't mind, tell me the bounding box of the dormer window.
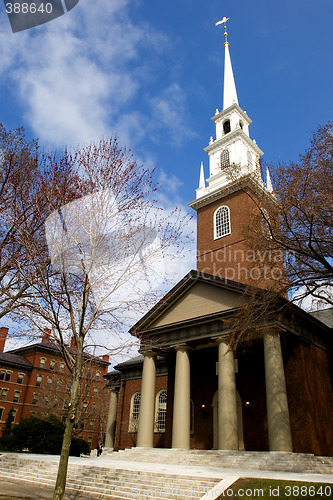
[220,149,230,170]
[223,119,231,135]
[214,206,231,239]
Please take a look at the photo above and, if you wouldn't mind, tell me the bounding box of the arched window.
[220,149,230,169]
[223,120,231,135]
[239,120,243,130]
[214,206,231,239]
[155,389,167,432]
[129,392,141,432]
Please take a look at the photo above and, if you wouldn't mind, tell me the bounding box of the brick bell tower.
[189,20,282,288]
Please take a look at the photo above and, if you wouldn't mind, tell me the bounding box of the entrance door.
[212,390,244,450]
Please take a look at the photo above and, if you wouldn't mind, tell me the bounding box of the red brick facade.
[0,328,110,450]
[196,187,284,289]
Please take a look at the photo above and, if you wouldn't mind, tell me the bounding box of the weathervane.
[215,17,230,46]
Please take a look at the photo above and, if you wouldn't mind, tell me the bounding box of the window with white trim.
[155,389,167,432]
[13,391,21,403]
[214,206,231,239]
[129,391,141,432]
[39,357,46,368]
[1,389,8,402]
[220,149,230,169]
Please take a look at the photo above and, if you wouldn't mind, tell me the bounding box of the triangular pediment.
[147,279,247,330]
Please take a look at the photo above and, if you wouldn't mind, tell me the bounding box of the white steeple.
[199,162,205,189]
[223,25,238,110]
[192,18,267,204]
[266,167,274,193]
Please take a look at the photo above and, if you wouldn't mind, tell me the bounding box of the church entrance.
[212,390,244,450]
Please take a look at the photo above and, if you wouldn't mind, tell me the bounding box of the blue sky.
[1,0,332,209]
[0,0,332,354]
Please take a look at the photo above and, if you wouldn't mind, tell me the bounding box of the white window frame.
[220,149,230,169]
[13,390,21,403]
[154,389,167,433]
[214,205,231,240]
[129,391,141,432]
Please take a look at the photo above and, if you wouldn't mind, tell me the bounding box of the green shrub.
[0,414,90,456]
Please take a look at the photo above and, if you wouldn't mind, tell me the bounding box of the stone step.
[0,463,217,487]
[105,448,333,474]
[0,456,220,500]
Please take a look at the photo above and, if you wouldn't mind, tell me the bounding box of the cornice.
[204,129,263,157]
[188,174,279,211]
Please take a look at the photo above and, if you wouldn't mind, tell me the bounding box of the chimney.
[102,354,109,374]
[42,328,51,343]
[70,336,77,349]
[0,327,8,352]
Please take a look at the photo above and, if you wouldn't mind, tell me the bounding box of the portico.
[133,271,293,453]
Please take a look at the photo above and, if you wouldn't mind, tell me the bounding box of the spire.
[199,162,205,189]
[266,167,274,193]
[216,18,238,110]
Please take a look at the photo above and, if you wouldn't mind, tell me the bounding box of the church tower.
[189,20,280,288]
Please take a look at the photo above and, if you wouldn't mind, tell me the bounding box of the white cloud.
[0,0,195,150]
[149,83,198,147]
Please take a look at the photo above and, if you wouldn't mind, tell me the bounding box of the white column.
[264,329,293,452]
[172,345,190,449]
[217,337,238,450]
[136,351,156,448]
[104,389,118,448]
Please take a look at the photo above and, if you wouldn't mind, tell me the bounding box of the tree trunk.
[53,415,75,500]
[53,343,83,500]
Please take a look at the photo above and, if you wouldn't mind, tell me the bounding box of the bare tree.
[0,124,39,319]
[0,124,83,324]
[15,138,190,500]
[228,122,333,348]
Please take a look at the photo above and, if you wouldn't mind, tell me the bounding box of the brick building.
[104,23,333,457]
[0,327,110,449]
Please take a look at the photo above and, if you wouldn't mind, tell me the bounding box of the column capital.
[172,343,191,352]
[212,334,229,344]
[138,349,157,357]
[263,325,283,336]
